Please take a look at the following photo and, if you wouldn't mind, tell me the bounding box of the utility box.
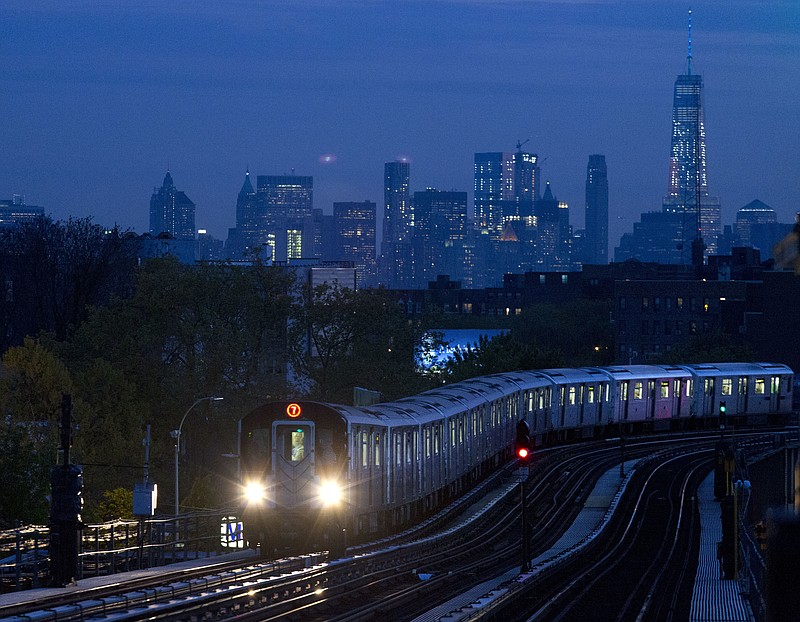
[133,482,157,516]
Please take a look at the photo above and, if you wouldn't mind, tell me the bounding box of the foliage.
[0,216,137,348]
[0,419,54,527]
[444,333,564,382]
[183,474,227,511]
[93,487,134,522]
[289,284,434,403]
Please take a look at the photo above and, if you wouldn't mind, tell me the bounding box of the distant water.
[418,328,506,369]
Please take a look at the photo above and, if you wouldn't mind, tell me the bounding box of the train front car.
[239,401,348,557]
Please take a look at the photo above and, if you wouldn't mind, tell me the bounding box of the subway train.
[238,362,793,555]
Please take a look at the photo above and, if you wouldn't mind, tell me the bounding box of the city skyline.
[2,1,798,249]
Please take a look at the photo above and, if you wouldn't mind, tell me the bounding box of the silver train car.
[238,362,793,554]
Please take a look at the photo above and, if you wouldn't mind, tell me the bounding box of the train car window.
[588,385,595,404]
[568,387,576,406]
[620,382,628,401]
[317,428,337,469]
[686,379,693,397]
[771,376,781,394]
[450,420,456,448]
[434,426,441,455]
[739,377,747,395]
[633,382,643,400]
[704,378,714,395]
[721,378,732,396]
[755,378,766,394]
[559,387,565,407]
[528,392,534,412]
[374,434,381,466]
[361,432,368,468]
[579,386,585,404]
[660,381,669,398]
[425,428,431,458]
[395,435,402,466]
[604,383,610,402]
[459,418,464,443]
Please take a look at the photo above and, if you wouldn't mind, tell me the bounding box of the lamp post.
[173,396,223,515]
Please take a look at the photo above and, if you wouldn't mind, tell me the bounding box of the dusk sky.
[3,1,799,249]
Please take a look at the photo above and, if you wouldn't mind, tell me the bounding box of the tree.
[0,338,73,526]
[289,284,432,402]
[0,216,137,350]
[445,333,563,382]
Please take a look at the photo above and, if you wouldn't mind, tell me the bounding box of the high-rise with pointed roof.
[149,170,196,241]
[662,10,721,260]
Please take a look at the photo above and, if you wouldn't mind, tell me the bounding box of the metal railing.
[0,510,242,592]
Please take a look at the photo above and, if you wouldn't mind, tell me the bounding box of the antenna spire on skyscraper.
[687,8,693,75]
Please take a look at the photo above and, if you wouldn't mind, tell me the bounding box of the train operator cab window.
[279,426,309,463]
[721,378,732,396]
[755,378,766,395]
[633,382,643,400]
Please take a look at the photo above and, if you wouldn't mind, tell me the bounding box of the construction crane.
[515,139,530,151]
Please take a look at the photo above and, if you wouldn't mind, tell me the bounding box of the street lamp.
[173,396,224,515]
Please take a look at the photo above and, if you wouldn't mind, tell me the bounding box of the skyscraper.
[662,11,721,260]
[383,160,411,244]
[379,160,413,288]
[256,174,314,262]
[474,148,539,235]
[584,155,608,265]
[333,201,377,289]
[412,189,468,286]
[149,171,196,241]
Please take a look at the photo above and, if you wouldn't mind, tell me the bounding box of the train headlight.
[319,480,342,506]
[244,481,267,505]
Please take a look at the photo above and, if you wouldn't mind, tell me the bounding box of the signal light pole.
[516,420,532,573]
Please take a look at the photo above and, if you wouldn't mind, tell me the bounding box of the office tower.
[226,169,267,260]
[0,195,45,228]
[584,155,609,265]
[256,174,314,262]
[735,200,776,246]
[412,189,468,286]
[535,182,572,270]
[149,171,196,241]
[333,201,377,289]
[379,160,413,288]
[383,160,411,244]
[474,148,539,235]
[661,12,721,260]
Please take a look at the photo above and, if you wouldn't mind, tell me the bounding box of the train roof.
[595,364,691,380]
[538,367,613,384]
[679,362,794,377]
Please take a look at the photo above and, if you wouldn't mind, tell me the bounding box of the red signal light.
[517,447,529,459]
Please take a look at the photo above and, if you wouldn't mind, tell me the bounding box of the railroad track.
[2,432,771,622]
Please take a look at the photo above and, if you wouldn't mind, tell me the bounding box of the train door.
[739,377,749,414]
[703,378,716,416]
[621,381,630,422]
[272,421,315,509]
[648,380,656,419]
